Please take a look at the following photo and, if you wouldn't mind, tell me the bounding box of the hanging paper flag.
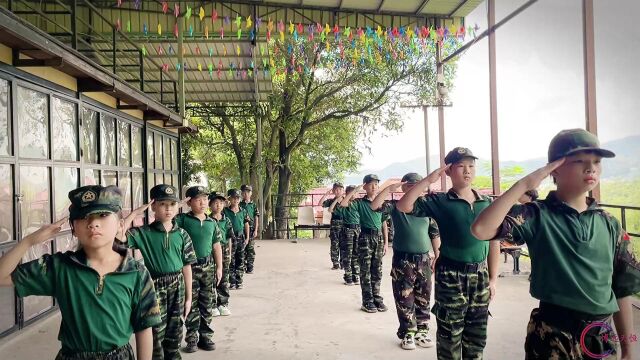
[287,44,292,54]
[176,63,181,71]
[168,44,174,54]
[212,9,218,22]
[320,30,326,42]
[224,16,230,25]
[237,29,242,39]
[333,24,340,37]
[126,20,131,32]
[143,23,148,36]
[185,6,192,20]
[218,59,223,70]
[157,23,162,35]
[141,46,147,56]
[344,27,351,38]
[162,63,169,72]
[246,15,252,29]
[297,23,304,34]
[288,21,294,35]
[324,23,330,35]
[279,30,284,42]
[134,0,140,10]
[195,46,201,55]
[198,63,202,72]
[117,0,122,7]
[267,31,271,42]
[262,58,268,68]
[220,27,224,39]
[256,18,262,28]
[157,45,164,55]
[223,45,228,56]
[162,1,168,14]
[325,41,330,51]
[116,18,121,31]
[199,7,205,21]
[293,29,298,42]
[189,24,193,37]
[250,29,255,41]
[236,45,241,56]
[174,23,179,37]
[174,4,180,18]
[208,63,213,73]
[204,26,209,39]
[235,16,242,29]
[260,45,265,56]
[182,47,185,55]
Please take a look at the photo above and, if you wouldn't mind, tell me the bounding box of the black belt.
[344,224,360,229]
[196,255,213,266]
[58,344,134,360]
[360,227,381,235]
[151,271,182,284]
[393,250,430,262]
[436,256,486,273]
[537,302,612,336]
[330,218,344,224]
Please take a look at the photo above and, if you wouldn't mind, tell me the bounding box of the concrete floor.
[1,238,638,359]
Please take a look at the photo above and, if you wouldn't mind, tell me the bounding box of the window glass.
[82,108,99,164]
[0,79,10,156]
[17,87,48,159]
[131,126,142,168]
[100,115,116,166]
[154,134,163,170]
[0,164,13,244]
[164,137,171,170]
[171,139,178,171]
[54,167,78,231]
[117,121,130,167]
[101,170,117,186]
[22,240,53,320]
[52,98,77,161]
[146,133,154,169]
[118,172,132,217]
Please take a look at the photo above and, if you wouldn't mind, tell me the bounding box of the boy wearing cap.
[472,129,640,360]
[124,184,197,360]
[341,174,390,313]
[240,185,260,274]
[210,192,233,316]
[397,148,500,360]
[336,185,361,285]
[372,173,441,350]
[223,189,250,290]
[0,185,160,360]
[175,186,223,353]
[319,183,346,270]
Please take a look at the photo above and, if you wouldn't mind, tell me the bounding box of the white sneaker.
[401,332,416,350]
[414,330,434,348]
[211,307,221,317]
[218,305,231,316]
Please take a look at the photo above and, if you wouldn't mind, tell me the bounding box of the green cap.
[68,185,122,221]
[150,184,179,202]
[208,192,226,202]
[548,128,615,162]
[363,174,380,184]
[185,185,208,199]
[227,189,241,198]
[401,172,423,184]
[444,147,478,165]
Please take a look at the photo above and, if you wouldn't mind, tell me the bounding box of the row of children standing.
[0,182,259,359]
[322,128,640,359]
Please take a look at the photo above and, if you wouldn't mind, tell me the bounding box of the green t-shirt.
[12,250,161,353]
[388,200,440,254]
[175,212,222,259]
[498,191,640,315]
[223,207,249,235]
[411,189,491,263]
[350,197,385,231]
[322,198,344,221]
[126,221,197,276]
[212,213,234,245]
[341,201,360,225]
[240,200,260,228]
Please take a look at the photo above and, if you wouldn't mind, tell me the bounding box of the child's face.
[73,213,122,250]
[151,200,178,222]
[242,190,252,201]
[446,158,476,187]
[333,187,345,197]
[229,196,241,207]
[363,181,379,196]
[210,199,225,214]
[552,152,602,193]
[188,195,208,214]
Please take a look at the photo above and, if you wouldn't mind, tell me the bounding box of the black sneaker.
[236,283,243,289]
[331,264,340,270]
[361,303,378,313]
[230,284,237,290]
[197,338,216,351]
[352,277,360,285]
[344,280,353,286]
[246,269,254,274]
[376,302,388,312]
[184,340,198,353]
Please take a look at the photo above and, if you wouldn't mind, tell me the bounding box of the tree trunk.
[275,163,292,239]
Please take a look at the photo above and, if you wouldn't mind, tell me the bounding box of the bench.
[293,224,332,238]
[499,242,530,277]
[293,206,331,239]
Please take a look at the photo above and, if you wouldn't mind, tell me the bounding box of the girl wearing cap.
[0,185,160,360]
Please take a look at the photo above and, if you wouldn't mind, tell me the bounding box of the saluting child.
[124,184,196,360]
[0,185,161,360]
[319,183,346,270]
[224,189,250,290]
[240,185,260,274]
[210,191,233,316]
[335,185,361,286]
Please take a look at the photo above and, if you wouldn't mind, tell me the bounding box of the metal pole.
[488,0,501,196]
[436,33,446,192]
[253,4,265,239]
[177,17,186,116]
[422,105,431,174]
[582,0,600,200]
[70,0,77,50]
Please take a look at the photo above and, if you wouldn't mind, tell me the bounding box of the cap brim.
[445,155,478,165]
[210,196,226,201]
[560,147,616,160]
[153,196,179,202]
[70,207,119,220]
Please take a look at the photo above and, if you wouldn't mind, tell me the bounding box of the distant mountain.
[344,135,640,185]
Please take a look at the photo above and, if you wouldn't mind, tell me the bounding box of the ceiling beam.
[377,0,386,12]
[415,0,432,15]
[448,0,471,18]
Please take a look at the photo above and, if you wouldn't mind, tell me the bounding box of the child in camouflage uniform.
[0,185,160,360]
[210,191,233,316]
[372,173,441,350]
[224,189,250,290]
[334,185,360,285]
[473,129,640,360]
[175,186,223,353]
[240,185,260,274]
[124,184,197,360]
[319,183,346,270]
[397,148,501,360]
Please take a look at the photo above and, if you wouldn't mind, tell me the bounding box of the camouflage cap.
[227,189,241,198]
[362,174,380,184]
[240,184,253,192]
[208,191,227,202]
[548,128,615,162]
[150,184,179,202]
[185,185,208,199]
[444,147,478,165]
[332,182,344,188]
[401,172,423,184]
[68,185,122,221]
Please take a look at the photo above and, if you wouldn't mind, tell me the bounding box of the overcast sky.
[356,0,640,173]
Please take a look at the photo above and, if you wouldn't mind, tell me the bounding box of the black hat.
[150,184,179,202]
[401,172,423,184]
[185,185,208,199]
[345,185,357,193]
[362,174,380,184]
[332,182,344,188]
[208,192,226,202]
[68,185,122,221]
[240,184,253,192]
[547,128,615,163]
[227,189,241,198]
[444,147,478,165]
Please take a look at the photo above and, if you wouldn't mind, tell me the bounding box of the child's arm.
[614,296,634,360]
[317,189,332,208]
[213,242,223,285]
[487,240,500,301]
[340,185,363,207]
[134,328,153,360]
[328,195,343,213]
[431,236,441,272]
[471,159,564,240]
[253,210,260,238]
[0,218,66,285]
[121,200,154,238]
[396,165,449,213]
[243,223,250,247]
[182,264,192,319]
[371,182,403,210]
[382,221,389,256]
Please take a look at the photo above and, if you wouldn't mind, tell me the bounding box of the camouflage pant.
[432,259,490,360]
[153,272,185,360]
[230,235,245,286]
[358,229,384,306]
[185,260,216,343]
[329,221,342,266]
[391,251,432,338]
[524,307,617,360]
[341,226,360,282]
[244,227,256,272]
[55,344,134,360]
[216,242,232,306]
[387,219,395,244]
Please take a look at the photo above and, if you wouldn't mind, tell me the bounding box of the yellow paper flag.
[246,15,252,29]
[205,26,209,39]
[199,7,205,21]
[158,23,162,35]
